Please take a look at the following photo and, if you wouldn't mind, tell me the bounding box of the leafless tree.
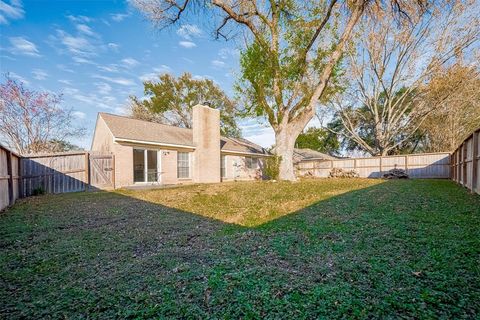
[421,63,480,152]
[331,0,479,156]
[0,75,85,154]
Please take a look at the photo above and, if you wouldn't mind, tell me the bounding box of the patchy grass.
[119,179,384,226]
[1,179,479,319]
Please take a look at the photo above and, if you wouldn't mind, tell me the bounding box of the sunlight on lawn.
[117,179,385,226]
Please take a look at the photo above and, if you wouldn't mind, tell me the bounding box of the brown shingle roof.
[293,148,336,163]
[100,113,193,146]
[99,113,270,156]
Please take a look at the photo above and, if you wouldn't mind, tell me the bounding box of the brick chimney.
[192,104,221,183]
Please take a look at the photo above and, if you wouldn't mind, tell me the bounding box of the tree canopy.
[295,127,339,155]
[0,75,84,154]
[130,72,241,137]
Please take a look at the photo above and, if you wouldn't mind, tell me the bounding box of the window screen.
[177,152,190,178]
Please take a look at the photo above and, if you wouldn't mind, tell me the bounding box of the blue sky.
[0,0,275,149]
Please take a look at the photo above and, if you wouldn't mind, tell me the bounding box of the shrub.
[264,155,281,180]
[383,168,409,179]
[329,167,359,178]
[32,186,45,196]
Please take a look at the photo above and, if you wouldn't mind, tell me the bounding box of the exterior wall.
[111,144,195,187]
[222,154,265,181]
[192,105,221,183]
[91,116,114,153]
[160,149,194,185]
[113,143,134,187]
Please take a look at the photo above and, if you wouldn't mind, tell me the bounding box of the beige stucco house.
[91,104,270,188]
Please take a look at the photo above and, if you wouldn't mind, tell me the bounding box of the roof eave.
[114,137,196,150]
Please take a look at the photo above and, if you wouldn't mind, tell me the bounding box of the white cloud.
[0,0,24,25]
[68,89,119,111]
[192,74,214,81]
[108,42,120,51]
[76,24,96,36]
[92,74,136,86]
[121,57,139,67]
[57,64,74,73]
[211,59,226,68]
[114,106,128,115]
[72,56,97,65]
[62,87,79,95]
[95,82,112,95]
[67,15,91,23]
[9,72,29,85]
[72,111,86,119]
[177,24,202,40]
[139,65,172,82]
[98,64,119,72]
[58,79,72,85]
[8,37,40,57]
[32,69,48,80]
[179,41,196,48]
[56,30,96,57]
[218,47,239,60]
[243,125,275,148]
[111,13,129,22]
[50,22,106,62]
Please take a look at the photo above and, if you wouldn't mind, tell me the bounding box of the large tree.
[133,0,432,179]
[295,127,339,155]
[133,0,389,180]
[0,75,84,154]
[130,72,241,137]
[330,1,479,156]
[420,63,480,152]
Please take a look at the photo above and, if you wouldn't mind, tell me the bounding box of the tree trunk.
[274,118,307,181]
[275,126,297,181]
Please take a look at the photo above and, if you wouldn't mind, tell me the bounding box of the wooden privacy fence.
[297,152,451,179]
[0,145,21,212]
[451,129,479,195]
[0,147,115,211]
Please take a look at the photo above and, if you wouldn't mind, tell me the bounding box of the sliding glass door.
[133,149,160,183]
[147,150,157,182]
[133,149,145,182]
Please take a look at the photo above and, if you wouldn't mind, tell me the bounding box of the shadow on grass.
[1,179,479,319]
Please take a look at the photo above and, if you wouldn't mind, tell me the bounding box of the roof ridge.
[99,112,193,132]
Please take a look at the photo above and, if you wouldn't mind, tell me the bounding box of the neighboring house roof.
[293,148,337,163]
[98,112,270,156]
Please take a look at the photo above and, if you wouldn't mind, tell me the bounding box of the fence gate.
[89,154,115,189]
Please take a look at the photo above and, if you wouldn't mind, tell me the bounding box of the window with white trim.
[221,155,226,178]
[177,152,190,178]
[245,157,257,169]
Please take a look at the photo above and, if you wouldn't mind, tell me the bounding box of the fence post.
[463,142,467,187]
[112,154,116,189]
[18,157,23,198]
[405,155,408,175]
[379,156,383,177]
[6,150,13,205]
[84,152,90,191]
[472,130,479,193]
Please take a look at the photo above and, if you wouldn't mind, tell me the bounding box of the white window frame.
[245,157,257,170]
[221,155,227,178]
[177,152,190,179]
[133,148,161,183]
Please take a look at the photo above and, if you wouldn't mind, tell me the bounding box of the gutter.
[114,137,196,150]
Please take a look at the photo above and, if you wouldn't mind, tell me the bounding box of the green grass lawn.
[1,179,479,319]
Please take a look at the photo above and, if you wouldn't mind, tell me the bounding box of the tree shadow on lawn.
[1,180,480,319]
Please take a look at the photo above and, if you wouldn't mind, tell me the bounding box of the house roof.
[293,148,337,163]
[98,112,270,156]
